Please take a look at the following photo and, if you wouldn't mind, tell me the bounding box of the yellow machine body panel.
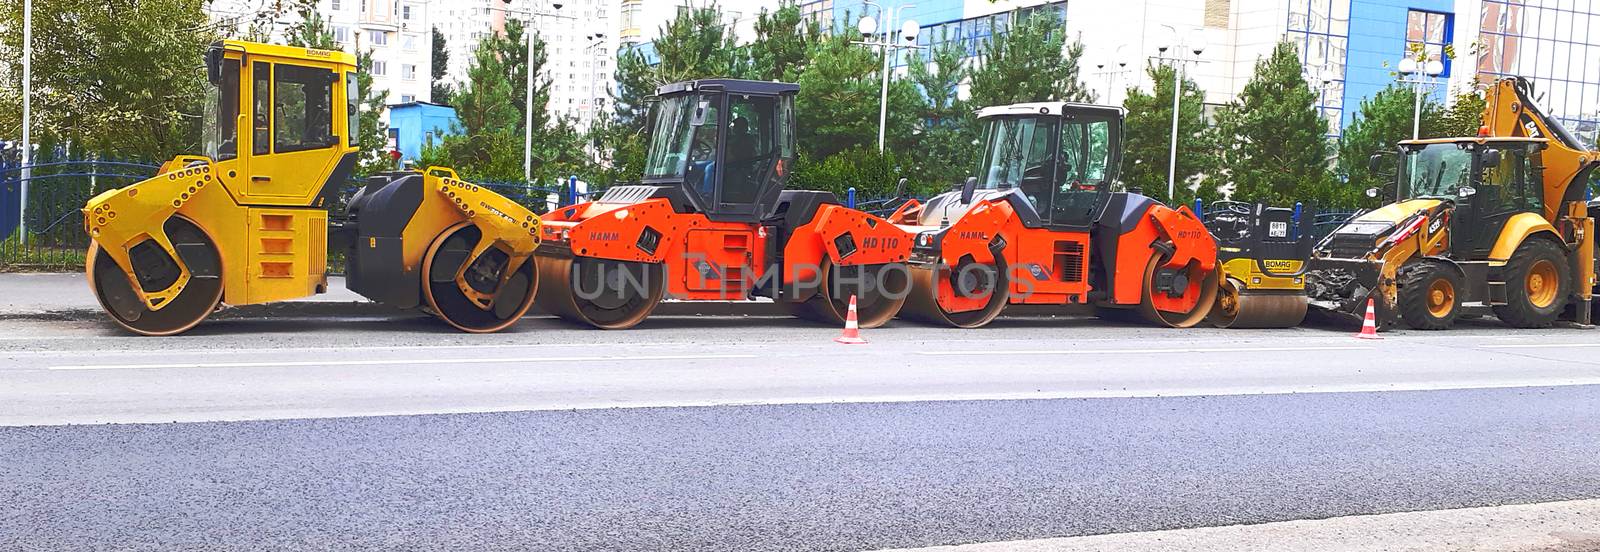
[1219,257,1303,292]
[1485,212,1560,266]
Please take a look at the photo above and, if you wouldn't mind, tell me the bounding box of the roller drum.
[535,254,664,329]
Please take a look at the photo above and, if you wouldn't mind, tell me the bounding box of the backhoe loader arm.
[1482,77,1600,221]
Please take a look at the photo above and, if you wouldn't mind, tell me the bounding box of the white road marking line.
[918,345,1373,356]
[0,340,738,358]
[872,499,1600,552]
[47,354,758,371]
[1481,343,1600,349]
[13,377,1600,427]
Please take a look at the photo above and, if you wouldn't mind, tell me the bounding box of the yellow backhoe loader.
[1307,77,1597,329]
[82,40,541,335]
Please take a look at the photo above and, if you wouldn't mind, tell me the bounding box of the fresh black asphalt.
[5,385,1600,551]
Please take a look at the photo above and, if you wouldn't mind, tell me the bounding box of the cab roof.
[977,102,1124,120]
[656,79,800,97]
[1399,136,1549,146]
[214,39,357,66]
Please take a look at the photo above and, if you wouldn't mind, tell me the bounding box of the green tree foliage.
[480,19,551,138]
[284,1,337,50]
[1218,41,1337,207]
[435,35,523,180]
[794,31,919,161]
[0,0,215,160]
[351,50,392,174]
[744,2,820,82]
[789,146,903,198]
[1121,63,1218,205]
[968,10,1094,107]
[431,27,455,104]
[1336,84,1432,207]
[652,5,742,83]
[1425,89,1486,139]
[905,30,976,190]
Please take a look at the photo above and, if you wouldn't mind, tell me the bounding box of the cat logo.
[588,231,621,242]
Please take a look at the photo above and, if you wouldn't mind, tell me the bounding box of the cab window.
[273,64,337,153]
[723,94,777,205]
[1051,120,1111,227]
[252,62,271,155]
[1479,147,1536,213]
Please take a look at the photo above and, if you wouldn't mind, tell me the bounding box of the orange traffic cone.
[1356,298,1381,339]
[834,294,868,344]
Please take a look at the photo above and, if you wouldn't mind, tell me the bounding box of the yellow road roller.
[1202,201,1315,328]
[82,40,541,335]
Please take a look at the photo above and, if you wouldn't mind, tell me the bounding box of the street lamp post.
[1093,46,1129,107]
[855,3,921,153]
[1151,26,1207,202]
[19,0,31,246]
[1397,57,1445,140]
[496,0,573,183]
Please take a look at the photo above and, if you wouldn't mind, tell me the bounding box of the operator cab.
[640,79,798,223]
[1383,137,1549,257]
[966,103,1123,229]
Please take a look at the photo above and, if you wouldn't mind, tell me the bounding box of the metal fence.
[0,159,598,272]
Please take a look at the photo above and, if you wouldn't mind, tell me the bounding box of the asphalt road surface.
[3,301,1600,550]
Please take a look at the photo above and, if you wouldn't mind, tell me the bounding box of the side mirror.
[1367,153,1385,173]
[1365,187,1380,198]
[205,47,225,85]
[894,177,907,199]
[960,177,978,204]
[1458,186,1477,198]
[1481,149,1503,167]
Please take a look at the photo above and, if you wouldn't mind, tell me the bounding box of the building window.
[331,0,342,10]
[1476,0,1600,144]
[1285,0,1350,138]
[402,5,413,20]
[1405,9,1452,76]
[402,64,416,81]
[400,94,416,103]
[370,30,388,46]
[403,35,417,51]
[372,60,388,76]
[334,26,349,43]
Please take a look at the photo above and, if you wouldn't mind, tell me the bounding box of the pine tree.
[652,5,741,83]
[745,1,821,82]
[1221,40,1335,207]
[968,9,1094,107]
[352,49,392,174]
[431,27,455,104]
[480,19,551,139]
[906,30,976,189]
[441,37,522,180]
[1121,63,1218,205]
[794,30,918,160]
[284,2,337,50]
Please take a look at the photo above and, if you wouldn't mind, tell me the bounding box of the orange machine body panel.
[542,196,912,302]
[895,192,1217,314]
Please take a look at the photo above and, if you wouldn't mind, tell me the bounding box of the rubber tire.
[1397,260,1462,330]
[1493,239,1570,328]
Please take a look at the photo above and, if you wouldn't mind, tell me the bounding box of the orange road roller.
[82,40,540,335]
[535,79,914,329]
[886,102,1220,328]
